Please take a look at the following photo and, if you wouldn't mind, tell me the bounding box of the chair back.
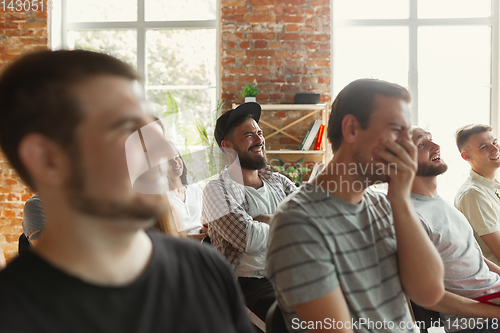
[266,300,287,333]
[410,300,443,333]
[18,233,31,255]
[200,235,211,245]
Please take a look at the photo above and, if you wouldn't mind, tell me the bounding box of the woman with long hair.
[164,141,206,239]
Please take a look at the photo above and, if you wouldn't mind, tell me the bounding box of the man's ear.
[461,151,471,161]
[341,114,361,144]
[221,139,234,153]
[18,133,71,187]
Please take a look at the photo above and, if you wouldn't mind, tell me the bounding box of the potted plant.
[271,155,311,187]
[241,83,259,103]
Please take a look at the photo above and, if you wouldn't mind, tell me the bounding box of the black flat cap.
[214,102,261,147]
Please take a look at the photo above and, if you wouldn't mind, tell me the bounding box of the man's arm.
[22,194,45,246]
[482,232,500,264]
[293,287,354,333]
[457,190,500,262]
[484,257,500,276]
[425,290,500,319]
[202,179,267,252]
[254,214,272,224]
[375,138,444,307]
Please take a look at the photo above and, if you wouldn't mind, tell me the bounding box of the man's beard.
[235,144,267,170]
[416,161,448,177]
[64,151,166,220]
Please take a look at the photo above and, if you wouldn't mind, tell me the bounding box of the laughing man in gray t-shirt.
[266,79,444,333]
[410,127,500,333]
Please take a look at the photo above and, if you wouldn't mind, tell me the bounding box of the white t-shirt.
[167,185,203,234]
[235,180,280,278]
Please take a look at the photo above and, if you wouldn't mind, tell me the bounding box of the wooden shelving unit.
[259,104,331,164]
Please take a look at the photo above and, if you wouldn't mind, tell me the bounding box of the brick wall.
[0,8,49,260]
[220,0,332,170]
[220,0,331,105]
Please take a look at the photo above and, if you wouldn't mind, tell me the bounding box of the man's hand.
[373,137,417,201]
[375,137,444,306]
[254,214,273,224]
[424,290,500,319]
[481,231,500,264]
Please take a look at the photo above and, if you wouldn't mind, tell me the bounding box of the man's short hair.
[327,79,411,152]
[0,50,139,189]
[455,124,493,152]
[223,114,255,143]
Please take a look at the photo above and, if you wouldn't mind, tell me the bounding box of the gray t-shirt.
[266,183,412,333]
[22,194,46,243]
[411,193,500,331]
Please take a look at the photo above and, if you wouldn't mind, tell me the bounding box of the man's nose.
[255,133,264,145]
[399,129,411,141]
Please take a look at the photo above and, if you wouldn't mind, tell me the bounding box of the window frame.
[331,0,500,136]
[50,0,220,107]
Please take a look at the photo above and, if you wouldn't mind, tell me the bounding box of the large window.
[51,0,218,135]
[333,0,499,202]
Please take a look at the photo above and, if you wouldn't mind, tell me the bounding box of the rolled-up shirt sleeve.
[458,189,500,236]
[245,220,269,253]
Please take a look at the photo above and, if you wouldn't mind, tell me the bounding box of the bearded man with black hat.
[202,102,296,327]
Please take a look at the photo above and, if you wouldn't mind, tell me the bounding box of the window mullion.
[409,0,418,125]
[137,0,146,84]
[492,0,500,136]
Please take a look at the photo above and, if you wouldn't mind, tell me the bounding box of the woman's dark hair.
[166,140,188,187]
[179,155,188,186]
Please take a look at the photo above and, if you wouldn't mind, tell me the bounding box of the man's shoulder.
[0,252,31,284]
[148,231,230,270]
[274,183,328,218]
[455,179,488,204]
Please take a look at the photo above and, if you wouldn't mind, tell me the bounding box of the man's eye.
[418,143,424,148]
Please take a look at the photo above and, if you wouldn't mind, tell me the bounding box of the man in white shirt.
[412,127,500,333]
[455,124,500,266]
[202,103,296,327]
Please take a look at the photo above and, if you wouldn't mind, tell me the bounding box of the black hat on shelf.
[214,102,261,147]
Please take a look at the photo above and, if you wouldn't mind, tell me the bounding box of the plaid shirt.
[202,165,296,269]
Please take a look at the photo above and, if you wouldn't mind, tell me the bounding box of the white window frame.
[50,0,220,103]
[332,0,500,136]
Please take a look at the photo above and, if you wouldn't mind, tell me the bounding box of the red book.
[314,124,325,150]
[475,292,500,306]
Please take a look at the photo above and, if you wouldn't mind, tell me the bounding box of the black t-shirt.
[0,231,254,333]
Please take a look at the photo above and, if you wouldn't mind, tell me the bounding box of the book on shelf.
[301,120,322,151]
[314,124,325,150]
[298,121,315,150]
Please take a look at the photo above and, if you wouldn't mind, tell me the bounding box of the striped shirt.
[266,183,412,333]
[202,165,296,269]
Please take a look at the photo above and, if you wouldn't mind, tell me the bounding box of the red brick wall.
[0,8,49,260]
[220,0,332,170]
[220,0,331,105]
